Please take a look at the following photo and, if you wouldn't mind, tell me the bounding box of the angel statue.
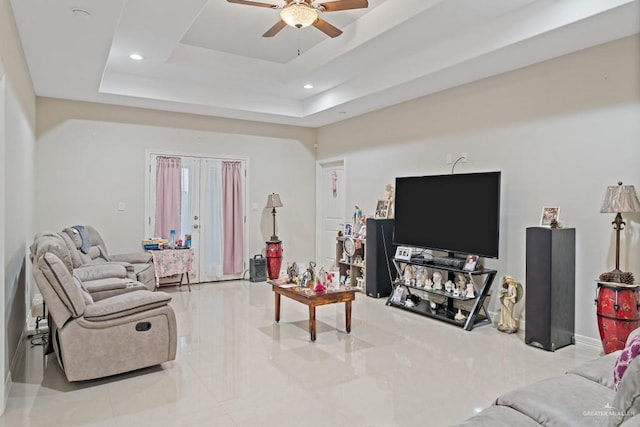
[384,184,395,218]
[497,275,523,334]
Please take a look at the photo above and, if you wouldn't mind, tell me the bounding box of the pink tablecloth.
[150,249,194,284]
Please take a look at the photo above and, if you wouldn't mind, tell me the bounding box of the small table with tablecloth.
[149,248,194,292]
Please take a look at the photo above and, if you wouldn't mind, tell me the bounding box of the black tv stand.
[387,256,497,331]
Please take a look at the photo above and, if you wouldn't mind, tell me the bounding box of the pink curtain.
[222,161,244,275]
[154,156,182,240]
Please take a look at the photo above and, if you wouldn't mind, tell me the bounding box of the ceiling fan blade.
[318,0,368,12]
[313,17,343,38]
[226,0,278,9]
[263,20,288,37]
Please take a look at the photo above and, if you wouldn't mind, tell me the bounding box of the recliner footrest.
[84,290,172,321]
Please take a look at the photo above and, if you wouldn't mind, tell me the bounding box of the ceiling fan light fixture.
[280,3,318,29]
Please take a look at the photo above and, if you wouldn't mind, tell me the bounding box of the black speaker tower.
[365,218,397,298]
[525,227,575,351]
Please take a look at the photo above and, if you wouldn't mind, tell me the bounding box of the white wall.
[35,100,318,270]
[317,35,640,343]
[1,0,37,415]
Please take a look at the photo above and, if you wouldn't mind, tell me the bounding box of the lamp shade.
[280,3,318,28]
[266,193,283,209]
[600,182,640,213]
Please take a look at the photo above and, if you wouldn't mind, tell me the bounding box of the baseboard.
[488,311,601,351]
[2,371,11,416]
[11,329,27,375]
[2,328,25,416]
[574,334,603,351]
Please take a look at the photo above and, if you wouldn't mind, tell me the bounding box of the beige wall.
[317,35,640,343]
[36,99,318,268]
[1,0,37,414]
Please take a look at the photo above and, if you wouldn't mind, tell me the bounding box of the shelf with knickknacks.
[388,257,496,331]
[336,207,367,292]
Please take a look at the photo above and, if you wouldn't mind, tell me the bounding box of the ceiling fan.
[226,0,369,38]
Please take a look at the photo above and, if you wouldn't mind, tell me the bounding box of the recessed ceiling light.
[129,53,144,61]
[303,84,314,89]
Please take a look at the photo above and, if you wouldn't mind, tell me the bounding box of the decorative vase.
[596,282,640,353]
[266,241,283,280]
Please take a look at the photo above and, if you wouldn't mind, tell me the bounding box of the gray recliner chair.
[31,235,177,382]
[60,226,155,291]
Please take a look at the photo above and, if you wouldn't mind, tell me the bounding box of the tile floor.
[2,281,601,426]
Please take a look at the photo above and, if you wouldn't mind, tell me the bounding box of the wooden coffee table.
[270,281,357,341]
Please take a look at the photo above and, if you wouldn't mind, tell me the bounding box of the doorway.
[147,153,248,283]
[316,159,346,270]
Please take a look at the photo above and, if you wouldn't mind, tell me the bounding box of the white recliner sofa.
[31,234,177,382]
[59,225,156,291]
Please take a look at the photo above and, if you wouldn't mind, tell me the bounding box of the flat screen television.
[393,171,501,259]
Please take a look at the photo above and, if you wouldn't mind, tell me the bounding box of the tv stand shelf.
[387,257,497,331]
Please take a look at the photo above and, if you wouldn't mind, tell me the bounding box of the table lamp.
[266,193,283,241]
[265,193,284,280]
[600,181,640,283]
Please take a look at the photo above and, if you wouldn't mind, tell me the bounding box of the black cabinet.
[525,227,575,351]
[364,218,397,298]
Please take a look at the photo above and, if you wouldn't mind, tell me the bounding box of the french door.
[147,154,247,283]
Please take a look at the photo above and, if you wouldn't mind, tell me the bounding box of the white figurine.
[353,205,363,235]
[384,184,395,218]
[444,280,454,293]
[466,282,475,299]
[432,271,443,290]
[404,265,416,286]
[424,277,433,289]
[454,309,467,321]
[498,275,522,334]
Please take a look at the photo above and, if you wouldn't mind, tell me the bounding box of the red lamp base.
[266,241,283,280]
[596,282,640,354]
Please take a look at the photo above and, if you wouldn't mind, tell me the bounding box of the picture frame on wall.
[540,206,560,227]
[375,200,389,219]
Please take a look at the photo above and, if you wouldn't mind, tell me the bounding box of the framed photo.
[394,246,413,261]
[463,255,478,272]
[344,223,353,236]
[375,200,389,219]
[540,207,560,227]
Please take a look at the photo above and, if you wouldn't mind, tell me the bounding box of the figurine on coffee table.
[287,262,299,283]
[314,267,327,292]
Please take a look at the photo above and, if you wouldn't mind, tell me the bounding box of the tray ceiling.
[10,0,640,127]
